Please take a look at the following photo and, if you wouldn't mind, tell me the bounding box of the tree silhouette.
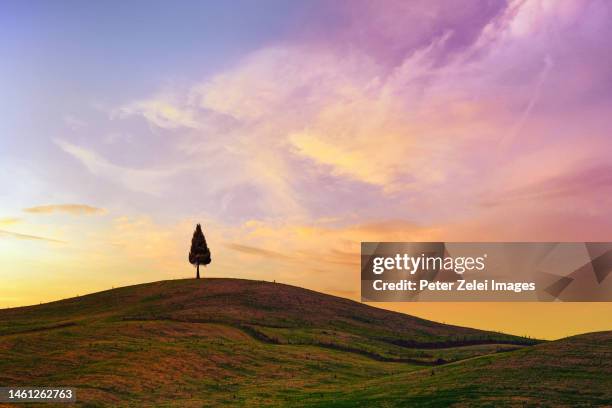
[189,224,211,279]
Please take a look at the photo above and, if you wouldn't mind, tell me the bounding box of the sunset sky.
[1,0,611,339]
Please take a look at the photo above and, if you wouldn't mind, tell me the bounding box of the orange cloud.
[225,243,292,260]
[0,229,65,243]
[23,204,107,216]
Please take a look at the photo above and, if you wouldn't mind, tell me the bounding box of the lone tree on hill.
[189,224,211,279]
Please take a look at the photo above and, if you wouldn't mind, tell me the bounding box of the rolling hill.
[0,278,609,407]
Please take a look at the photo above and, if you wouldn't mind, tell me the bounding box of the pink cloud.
[70,0,612,239]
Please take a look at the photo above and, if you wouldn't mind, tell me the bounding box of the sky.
[1,0,612,340]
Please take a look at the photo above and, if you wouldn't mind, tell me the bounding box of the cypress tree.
[189,224,211,279]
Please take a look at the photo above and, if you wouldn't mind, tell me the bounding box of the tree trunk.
[196,263,200,279]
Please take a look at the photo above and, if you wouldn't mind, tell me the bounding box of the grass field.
[0,279,609,407]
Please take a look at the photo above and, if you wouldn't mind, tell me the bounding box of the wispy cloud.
[117,92,201,130]
[0,229,65,243]
[55,139,185,195]
[480,164,612,208]
[88,0,609,233]
[225,242,293,260]
[0,217,21,226]
[500,55,554,149]
[24,204,107,216]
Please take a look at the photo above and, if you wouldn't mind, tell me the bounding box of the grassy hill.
[0,278,608,407]
[300,331,612,407]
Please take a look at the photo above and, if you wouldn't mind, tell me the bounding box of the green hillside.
[298,330,612,407]
[0,279,608,407]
